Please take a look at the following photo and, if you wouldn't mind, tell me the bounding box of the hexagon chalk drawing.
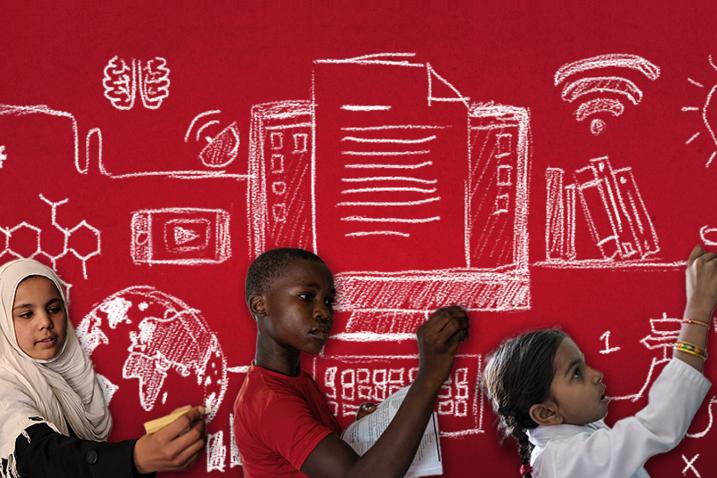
[1,194,101,279]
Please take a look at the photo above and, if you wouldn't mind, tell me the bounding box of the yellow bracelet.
[674,345,707,360]
[674,341,708,360]
[675,340,707,353]
[674,343,707,358]
[682,318,711,328]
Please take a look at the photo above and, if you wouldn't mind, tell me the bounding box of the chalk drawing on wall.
[541,156,672,268]
[554,53,660,135]
[599,330,621,354]
[103,56,136,111]
[130,208,231,265]
[96,373,120,405]
[76,286,228,423]
[682,55,717,168]
[103,56,170,111]
[1,102,240,180]
[85,125,250,180]
[204,413,244,472]
[206,431,227,472]
[606,312,717,440]
[0,104,85,174]
[228,413,242,468]
[185,110,240,169]
[609,312,680,402]
[688,397,717,439]
[311,354,483,437]
[0,194,100,280]
[0,145,6,168]
[248,54,531,341]
[247,100,313,255]
[701,225,717,245]
[682,454,702,478]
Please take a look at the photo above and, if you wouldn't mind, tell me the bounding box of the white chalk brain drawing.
[102,56,170,111]
[77,286,227,422]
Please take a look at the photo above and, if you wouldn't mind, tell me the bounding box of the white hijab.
[0,259,111,477]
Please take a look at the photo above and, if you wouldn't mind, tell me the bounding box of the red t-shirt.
[233,364,343,477]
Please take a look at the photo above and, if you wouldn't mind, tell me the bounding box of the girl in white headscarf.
[0,259,206,478]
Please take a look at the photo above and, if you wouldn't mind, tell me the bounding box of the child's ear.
[248,295,267,319]
[529,401,563,426]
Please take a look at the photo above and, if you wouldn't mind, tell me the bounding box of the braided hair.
[481,329,567,477]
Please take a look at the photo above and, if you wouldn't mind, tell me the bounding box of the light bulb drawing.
[682,55,717,168]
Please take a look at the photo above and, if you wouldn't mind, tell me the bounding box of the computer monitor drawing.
[247,53,531,340]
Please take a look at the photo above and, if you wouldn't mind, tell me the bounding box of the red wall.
[1,1,716,476]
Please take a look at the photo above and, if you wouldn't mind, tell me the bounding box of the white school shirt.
[526,359,711,478]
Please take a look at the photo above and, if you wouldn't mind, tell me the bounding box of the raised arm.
[677,245,717,372]
[535,246,716,477]
[301,306,468,478]
[540,359,710,477]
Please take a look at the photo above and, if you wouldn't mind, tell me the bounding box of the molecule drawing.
[0,194,101,279]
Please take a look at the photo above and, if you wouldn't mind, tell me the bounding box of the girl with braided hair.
[482,245,717,477]
[483,329,565,478]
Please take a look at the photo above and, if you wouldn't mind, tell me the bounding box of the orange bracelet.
[682,318,711,328]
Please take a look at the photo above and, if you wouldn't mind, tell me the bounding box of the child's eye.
[298,293,314,301]
[17,311,33,319]
[325,297,335,307]
[573,367,583,379]
[48,306,62,314]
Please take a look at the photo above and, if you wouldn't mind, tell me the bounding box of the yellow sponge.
[143,405,193,434]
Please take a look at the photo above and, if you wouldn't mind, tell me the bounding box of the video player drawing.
[131,208,231,265]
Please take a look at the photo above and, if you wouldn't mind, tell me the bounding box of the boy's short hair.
[245,248,325,302]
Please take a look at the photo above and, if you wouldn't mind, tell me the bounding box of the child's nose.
[313,303,332,322]
[38,312,53,329]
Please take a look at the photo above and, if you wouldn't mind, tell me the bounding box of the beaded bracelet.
[682,318,710,328]
[674,341,708,360]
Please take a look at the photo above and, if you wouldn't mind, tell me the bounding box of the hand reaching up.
[685,245,717,321]
[416,306,469,390]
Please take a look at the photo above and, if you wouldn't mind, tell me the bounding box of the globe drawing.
[77,286,227,424]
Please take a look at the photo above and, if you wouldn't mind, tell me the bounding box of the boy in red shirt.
[233,248,469,477]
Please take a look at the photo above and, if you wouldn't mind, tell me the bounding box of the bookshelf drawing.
[544,156,662,267]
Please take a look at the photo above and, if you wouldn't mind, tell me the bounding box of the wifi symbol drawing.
[554,54,661,135]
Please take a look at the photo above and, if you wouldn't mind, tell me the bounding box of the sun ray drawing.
[682,55,717,168]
